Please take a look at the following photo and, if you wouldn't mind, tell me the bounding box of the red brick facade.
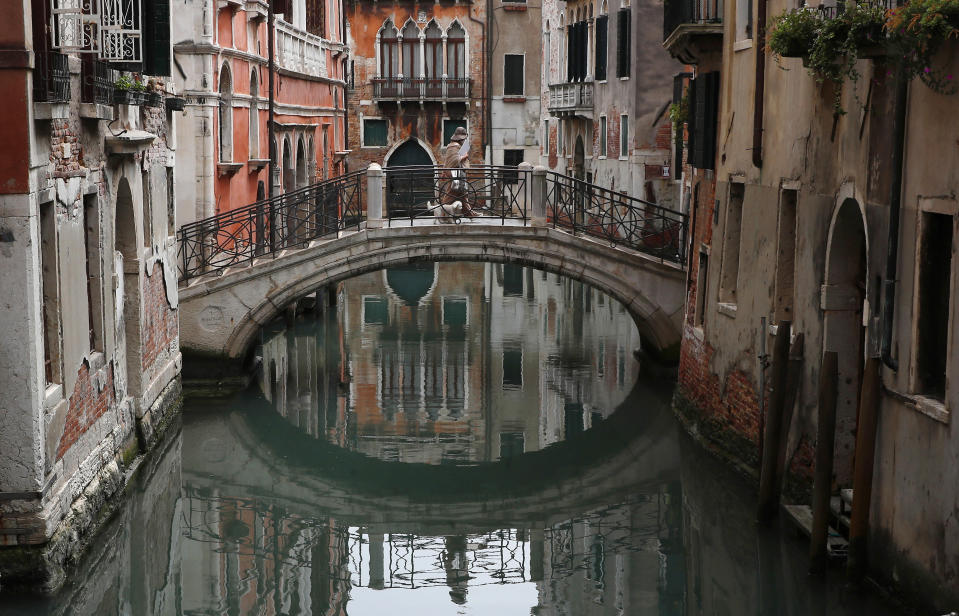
[142,262,179,372]
[57,362,116,460]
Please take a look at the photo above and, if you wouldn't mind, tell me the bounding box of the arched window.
[425,20,443,96]
[218,63,233,162]
[401,21,421,80]
[544,22,551,82]
[249,68,259,159]
[379,20,398,78]
[447,21,466,88]
[296,137,307,189]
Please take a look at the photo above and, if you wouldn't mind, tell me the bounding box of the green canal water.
[2,262,908,615]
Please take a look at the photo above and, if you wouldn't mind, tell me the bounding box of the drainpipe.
[880,71,908,371]
[752,0,767,168]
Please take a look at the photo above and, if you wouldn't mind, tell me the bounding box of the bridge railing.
[177,170,366,281]
[544,172,688,265]
[382,165,531,225]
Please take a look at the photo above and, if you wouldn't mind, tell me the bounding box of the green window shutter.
[364,119,388,146]
[595,16,608,81]
[143,0,171,76]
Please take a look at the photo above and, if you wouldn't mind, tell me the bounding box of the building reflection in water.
[257,261,642,465]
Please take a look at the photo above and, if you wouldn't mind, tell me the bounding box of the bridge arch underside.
[180,225,686,363]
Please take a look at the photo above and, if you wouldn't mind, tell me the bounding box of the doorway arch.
[385,139,435,216]
[296,138,308,190]
[822,197,868,488]
[116,177,143,395]
[282,138,294,194]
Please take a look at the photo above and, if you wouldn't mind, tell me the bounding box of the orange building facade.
[345,0,487,173]
[172,0,349,226]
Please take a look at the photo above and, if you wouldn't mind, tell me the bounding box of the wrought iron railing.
[34,50,70,103]
[545,172,687,264]
[81,57,116,105]
[372,77,471,101]
[663,0,723,41]
[178,171,366,281]
[383,165,530,225]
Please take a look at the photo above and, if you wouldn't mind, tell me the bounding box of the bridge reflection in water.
[3,263,908,616]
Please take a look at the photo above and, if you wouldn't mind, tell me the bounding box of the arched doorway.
[282,138,294,194]
[295,138,307,190]
[822,197,867,488]
[116,178,142,395]
[386,139,434,216]
[574,136,585,179]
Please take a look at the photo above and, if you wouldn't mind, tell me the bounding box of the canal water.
[2,262,908,615]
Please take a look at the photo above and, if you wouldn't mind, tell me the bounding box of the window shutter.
[305,0,325,36]
[273,0,291,18]
[595,16,607,81]
[142,0,170,75]
[616,8,630,78]
[688,76,699,168]
[579,21,587,80]
[504,55,524,95]
[567,26,574,82]
[689,72,719,170]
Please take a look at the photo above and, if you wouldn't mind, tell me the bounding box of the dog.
[430,200,464,223]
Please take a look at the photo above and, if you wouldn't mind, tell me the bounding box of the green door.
[386,140,435,217]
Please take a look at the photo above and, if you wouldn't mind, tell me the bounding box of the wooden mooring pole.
[810,351,839,574]
[757,321,791,524]
[848,356,881,578]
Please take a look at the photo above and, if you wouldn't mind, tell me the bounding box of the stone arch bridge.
[177,164,689,363]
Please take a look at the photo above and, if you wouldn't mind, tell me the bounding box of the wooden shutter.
[504,55,524,95]
[616,8,630,78]
[273,0,292,18]
[595,16,607,81]
[305,0,325,37]
[689,72,719,170]
[566,26,574,82]
[142,0,170,75]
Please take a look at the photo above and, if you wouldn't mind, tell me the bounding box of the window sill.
[503,96,526,103]
[618,156,628,161]
[361,144,387,149]
[34,102,70,121]
[79,103,115,121]
[734,39,753,52]
[248,158,270,171]
[217,162,244,177]
[717,302,737,318]
[885,387,951,425]
[598,155,607,160]
[618,76,630,81]
[503,3,527,10]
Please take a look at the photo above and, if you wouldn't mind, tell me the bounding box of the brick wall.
[50,118,83,177]
[141,262,178,373]
[57,362,116,460]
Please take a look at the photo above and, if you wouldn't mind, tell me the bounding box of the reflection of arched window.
[425,20,443,94]
[379,20,398,78]
[296,137,307,189]
[249,68,259,159]
[401,21,420,79]
[219,64,233,162]
[282,137,294,194]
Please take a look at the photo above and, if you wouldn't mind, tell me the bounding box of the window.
[444,119,468,145]
[425,21,443,87]
[83,194,103,352]
[719,183,744,303]
[363,119,388,147]
[736,0,753,41]
[166,167,175,237]
[619,114,629,159]
[142,170,152,247]
[544,31,550,81]
[249,69,260,159]
[443,297,468,326]
[218,64,233,162]
[695,251,708,326]
[40,201,61,385]
[566,19,589,82]
[503,348,523,388]
[565,402,584,438]
[379,21,398,77]
[688,72,720,170]
[559,120,565,156]
[503,149,524,184]
[401,21,420,79]
[543,119,549,152]
[915,211,953,400]
[599,116,607,157]
[595,15,608,80]
[448,22,466,80]
[774,189,798,322]
[500,433,525,458]
[504,264,524,296]
[305,0,326,37]
[363,296,389,325]
[616,8,631,78]
[504,54,525,96]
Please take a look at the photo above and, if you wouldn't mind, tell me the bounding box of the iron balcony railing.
[383,165,531,224]
[545,172,688,265]
[547,82,593,113]
[34,50,70,103]
[178,171,366,281]
[663,0,723,41]
[372,77,471,101]
[81,57,116,105]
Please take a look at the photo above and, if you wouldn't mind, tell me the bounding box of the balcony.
[275,19,328,77]
[371,77,471,103]
[663,0,723,64]
[547,81,593,119]
[34,51,70,104]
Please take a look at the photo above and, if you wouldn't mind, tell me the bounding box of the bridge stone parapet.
[179,222,687,363]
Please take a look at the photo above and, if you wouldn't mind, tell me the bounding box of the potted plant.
[768,7,822,58]
[114,73,147,105]
[886,0,959,95]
